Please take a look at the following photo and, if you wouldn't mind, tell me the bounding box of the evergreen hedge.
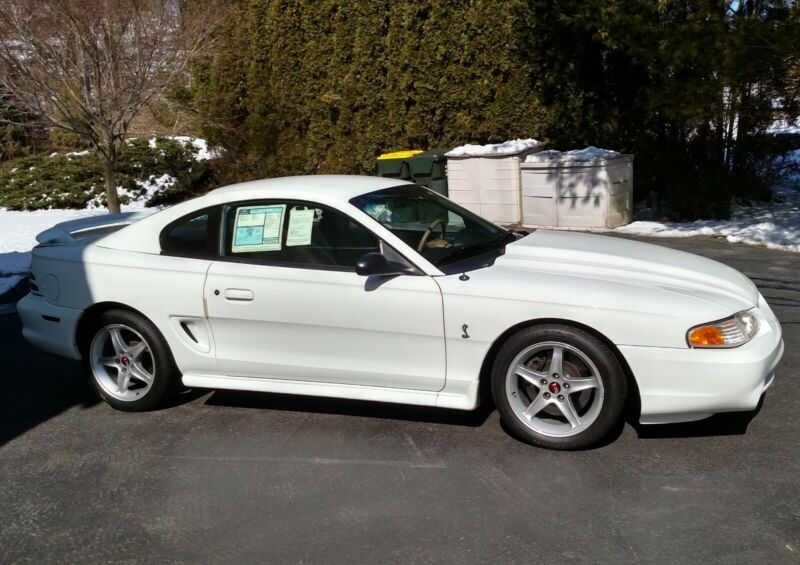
[0,137,216,210]
[191,0,544,178]
[191,0,799,219]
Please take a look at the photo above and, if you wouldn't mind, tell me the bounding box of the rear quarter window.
[160,208,220,258]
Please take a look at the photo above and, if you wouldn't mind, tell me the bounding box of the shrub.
[0,137,217,210]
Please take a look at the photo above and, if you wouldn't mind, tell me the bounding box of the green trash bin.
[408,149,448,196]
[376,149,422,181]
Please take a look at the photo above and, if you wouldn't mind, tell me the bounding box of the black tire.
[491,324,627,450]
[82,309,181,411]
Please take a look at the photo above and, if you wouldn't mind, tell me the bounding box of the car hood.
[496,230,758,314]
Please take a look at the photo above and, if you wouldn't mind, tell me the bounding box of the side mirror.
[355,252,417,277]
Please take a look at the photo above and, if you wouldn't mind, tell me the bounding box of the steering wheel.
[417,218,452,253]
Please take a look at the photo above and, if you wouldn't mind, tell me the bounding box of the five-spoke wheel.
[84,309,180,411]
[506,341,604,438]
[90,324,155,402]
[492,324,627,450]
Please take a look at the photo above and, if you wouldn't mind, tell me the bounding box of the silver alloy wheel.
[89,323,155,402]
[505,341,605,438]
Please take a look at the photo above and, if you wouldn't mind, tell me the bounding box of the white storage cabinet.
[446,147,542,224]
[520,155,633,228]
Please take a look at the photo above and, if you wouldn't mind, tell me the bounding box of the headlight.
[687,310,758,348]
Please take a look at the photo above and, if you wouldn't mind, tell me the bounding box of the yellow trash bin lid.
[377,149,423,160]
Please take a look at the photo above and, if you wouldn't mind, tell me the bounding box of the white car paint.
[203,260,446,390]
[17,175,783,423]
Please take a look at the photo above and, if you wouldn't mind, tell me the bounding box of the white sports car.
[18,176,783,449]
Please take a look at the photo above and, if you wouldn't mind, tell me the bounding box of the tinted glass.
[351,185,511,266]
[161,211,214,258]
[223,201,380,269]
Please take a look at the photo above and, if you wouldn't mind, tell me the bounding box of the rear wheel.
[491,324,627,450]
[85,309,180,411]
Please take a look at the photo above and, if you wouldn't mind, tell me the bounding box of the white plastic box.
[520,155,633,228]
[446,146,542,224]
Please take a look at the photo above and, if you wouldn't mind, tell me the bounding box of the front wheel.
[491,324,627,450]
[85,309,181,411]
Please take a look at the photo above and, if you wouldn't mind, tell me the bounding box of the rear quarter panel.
[33,243,215,373]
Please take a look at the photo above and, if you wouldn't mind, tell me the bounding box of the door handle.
[222,288,254,302]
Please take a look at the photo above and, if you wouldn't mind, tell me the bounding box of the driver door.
[203,199,446,391]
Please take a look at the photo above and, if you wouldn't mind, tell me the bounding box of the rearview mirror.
[355,252,417,277]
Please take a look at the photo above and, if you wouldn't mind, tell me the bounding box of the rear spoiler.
[35,211,155,245]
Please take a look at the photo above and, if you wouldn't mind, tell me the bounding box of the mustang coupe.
[18,176,783,449]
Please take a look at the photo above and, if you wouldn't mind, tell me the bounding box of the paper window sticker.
[286,208,315,247]
[231,204,286,253]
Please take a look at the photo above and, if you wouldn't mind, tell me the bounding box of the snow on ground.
[0,208,105,293]
[609,149,800,252]
[0,202,158,294]
[0,274,23,294]
[766,120,800,135]
[446,138,544,157]
[0,154,187,293]
[524,146,625,162]
[612,188,800,252]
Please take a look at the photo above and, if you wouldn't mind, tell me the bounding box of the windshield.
[351,185,514,267]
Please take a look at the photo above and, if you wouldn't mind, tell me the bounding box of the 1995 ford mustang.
[18,176,784,449]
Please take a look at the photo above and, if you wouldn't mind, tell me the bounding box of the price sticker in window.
[232,205,286,253]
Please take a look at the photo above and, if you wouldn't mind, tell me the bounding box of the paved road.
[1,235,798,564]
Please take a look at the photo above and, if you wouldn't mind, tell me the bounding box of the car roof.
[95,175,432,262]
[207,175,414,203]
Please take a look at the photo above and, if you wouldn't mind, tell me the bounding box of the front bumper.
[17,293,83,360]
[621,296,784,425]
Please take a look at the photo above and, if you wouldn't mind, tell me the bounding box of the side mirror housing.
[355,252,417,277]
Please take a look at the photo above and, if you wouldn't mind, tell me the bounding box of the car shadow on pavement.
[631,400,762,439]
[0,312,100,447]
[203,389,493,428]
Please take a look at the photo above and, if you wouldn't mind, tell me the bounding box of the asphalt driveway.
[1,234,798,564]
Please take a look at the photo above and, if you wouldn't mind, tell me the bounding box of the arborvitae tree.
[191,0,799,219]
[191,0,545,180]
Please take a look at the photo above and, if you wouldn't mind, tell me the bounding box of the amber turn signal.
[686,310,758,348]
[688,325,726,346]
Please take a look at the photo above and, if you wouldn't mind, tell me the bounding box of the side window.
[223,201,380,269]
[160,208,219,258]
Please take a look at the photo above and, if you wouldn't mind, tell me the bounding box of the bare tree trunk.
[102,156,121,214]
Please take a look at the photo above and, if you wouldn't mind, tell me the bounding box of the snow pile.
[446,138,543,157]
[524,146,624,163]
[523,150,562,162]
[766,120,800,135]
[613,149,800,252]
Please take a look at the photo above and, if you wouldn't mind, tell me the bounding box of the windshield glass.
[351,185,513,267]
